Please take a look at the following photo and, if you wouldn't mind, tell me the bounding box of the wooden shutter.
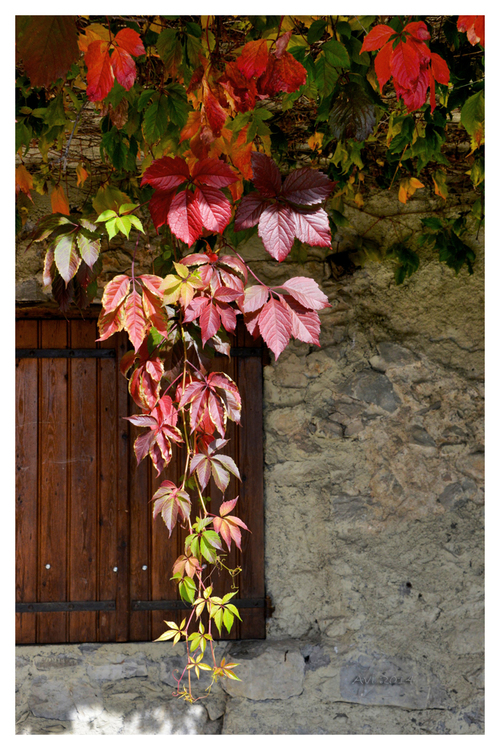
[15,312,268,644]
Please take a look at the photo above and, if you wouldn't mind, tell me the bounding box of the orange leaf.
[15,165,33,199]
[50,185,70,215]
[78,23,110,53]
[76,163,89,187]
[398,177,424,204]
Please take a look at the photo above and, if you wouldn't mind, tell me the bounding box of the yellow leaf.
[354,192,364,208]
[307,132,324,152]
[50,185,70,215]
[78,23,110,53]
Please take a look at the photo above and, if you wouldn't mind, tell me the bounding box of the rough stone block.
[343,370,401,413]
[28,676,104,721]
[223,641,305,700]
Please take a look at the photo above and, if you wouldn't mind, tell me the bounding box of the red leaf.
[259,51,306,96]
[233,193,269,231]
[280,277,330,310]
[360,24,395,52]
[16,16,79,88]
[124,289,147,352]
[258,297,292,359]
[195,185,232,233]
[110,46,136,90]
[237,39,269,79]
[148,190,175,231]
[85,40,114,101]
[281,167,334,205]
[97,306,125,342]
[192,158,238,188]
[404,21,430,42]
[134,430,156,463]
[200,301,221,345]
[250,152,282,197]
[374,42,393,91]
[258,204,296,262]
[430,53,450,84]
[457,16,484,46]
[393,70,429,112]
[390,41,421,87]
[141,156,190,191]
[219,497,239,517]
[293,207,331,248]
[113,27,145,56]
[202,88,227,138]
[168,190,204,246]
[102,274,130,312]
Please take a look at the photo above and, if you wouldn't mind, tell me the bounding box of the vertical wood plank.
[129,398,152,642]
[38,320,68,643]
[236,324,266,638]
[15,320,39,643]
[96,333,118,641]
[68,320,98,642]
[115,333,131,642]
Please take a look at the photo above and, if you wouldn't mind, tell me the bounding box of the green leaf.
[44,94,67,128]
[386,242,419,284]
[143,98,170,143]
[96,210,118,223]
[461,91,484,145]
[307,19,327,44]
[322,39,350,69]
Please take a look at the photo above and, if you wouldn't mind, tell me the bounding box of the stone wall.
[15,189,484,734]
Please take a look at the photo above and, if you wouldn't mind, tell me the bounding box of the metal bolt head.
[45,563,51,569]
[142,565,147,571]
[113,566,118,572]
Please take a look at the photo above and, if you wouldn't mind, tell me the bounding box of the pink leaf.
[200,301,221,345]
[168,190,204,246]
[258,297,292,359]
[124,289,147,352]
[286,299,321,345]
[293,207,331,247]
[258,204,296,261]
[280,276,330,310]
[219,497,239,517]
[241,284,269,313]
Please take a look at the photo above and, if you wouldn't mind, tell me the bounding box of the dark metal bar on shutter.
[16,348,116,359]
[132,596,273,617]
[16,601,116,613]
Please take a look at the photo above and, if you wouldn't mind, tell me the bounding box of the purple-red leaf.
[141,156,190,191]
[233,193,269,231]
[250,152,282,197]
[281,167,334,205]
